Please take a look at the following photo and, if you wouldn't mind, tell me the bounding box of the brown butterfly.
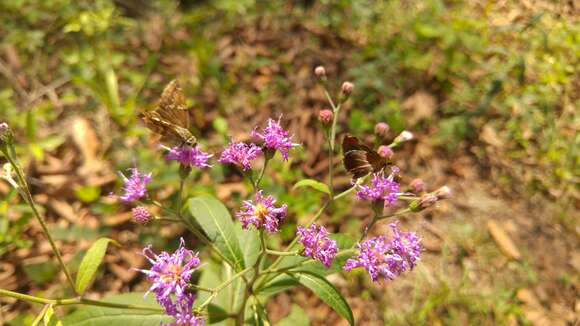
[342,134,389,179]
[140,80,196,146]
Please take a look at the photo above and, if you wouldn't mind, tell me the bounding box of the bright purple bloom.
[356,168,401,207]
[165,145,212,168]
[137,238,200,311]
[236,190,287,233]
[132,206,152,224]
[163,292,205,326]
[119,168,152,202]
[344,222,422,282]
[218,141,262,170]
[296,224,338,268]
[251,117,299,160]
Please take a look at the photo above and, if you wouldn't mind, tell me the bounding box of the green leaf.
[289,272,354,325]
[75,238,120,294]
[62,293,171,326]
[293,179,331,195]
[275,304,310,326]
[185,196,244,271]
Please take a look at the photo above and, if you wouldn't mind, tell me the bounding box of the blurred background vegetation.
[0,0,578,325]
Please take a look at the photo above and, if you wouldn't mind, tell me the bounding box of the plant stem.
[177,177,185,218]
[265,249,299,256]
[255,157,270,189]
[0,289,163,312]
[30,304,50,326]
[4,154,77,294]
[236,231,267,325]
[361,215,379,242]
[377,208,412,220]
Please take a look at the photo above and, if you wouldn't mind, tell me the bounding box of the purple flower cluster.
[344,222,421,282]
[236,191,287,233]
[296,224,338,268]
[137,238,203,324]
[251,117,299,160]
[119,168,152,202]
[356,168,401,207]
[219,141,262,170]
[163,292,204,326]
[165,145,212,168]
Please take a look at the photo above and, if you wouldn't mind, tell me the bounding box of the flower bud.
[374,122,389,137]
[410,178,425,193]
[0,122,14,152]
[318,109,333,125]
[410,193,438,212]
[377,145,393,159]
[434,185,452,199]
[341,81,354,96]
[394,130,413,144]
[314,66,326,80]
[132,206,152,224]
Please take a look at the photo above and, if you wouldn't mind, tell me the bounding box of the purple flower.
[165,145,212,168]
[132,206,152,224]
[218,141,262,170]
[119,168,152,202]
[236,190,287,233]
[344,222,421,282]
[296,224,338,268]
[251,117,299,160]
[137,238,200,310]
[163,292,205,326]
[356,168,401,207]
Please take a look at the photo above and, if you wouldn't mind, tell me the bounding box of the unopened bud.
[341,81,354,96]
[374,122,389,137]
[318,109,333,125]
[377,145,393,159]
[394,130,413,144]
[410,178,425,193]
[132,206,152,224]
[314,66,326,79]
[434,185,452,199]
[410,193,438,212]
[0,122,14,151]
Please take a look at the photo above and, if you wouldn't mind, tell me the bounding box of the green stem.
[236,231,266,326]
[0,289,163,312]
[265,249,299,256]
[4,154,77,294]
[177,177,185,218]
[377,208,412,220]
[361,214,379,242]
[255,157,270,189]
[30,304,50,326]
[194,265,255,311]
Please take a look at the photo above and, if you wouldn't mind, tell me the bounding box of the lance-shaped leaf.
[75,238,120,294]
[289,272,354,325]
[185,195,244,271]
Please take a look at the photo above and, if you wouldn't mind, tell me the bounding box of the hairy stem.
[4,154,77,294]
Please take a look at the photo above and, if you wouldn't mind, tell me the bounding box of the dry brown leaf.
[487,220,522,260]
[402,90,437,124]
[70,117,100,162]
[481,125,504,147]
[48,199,77,223]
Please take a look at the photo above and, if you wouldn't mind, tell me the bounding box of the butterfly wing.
[342,134,388,178]
[156,80,190,130]
[140,80,196,146]
[342,134,374,178]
